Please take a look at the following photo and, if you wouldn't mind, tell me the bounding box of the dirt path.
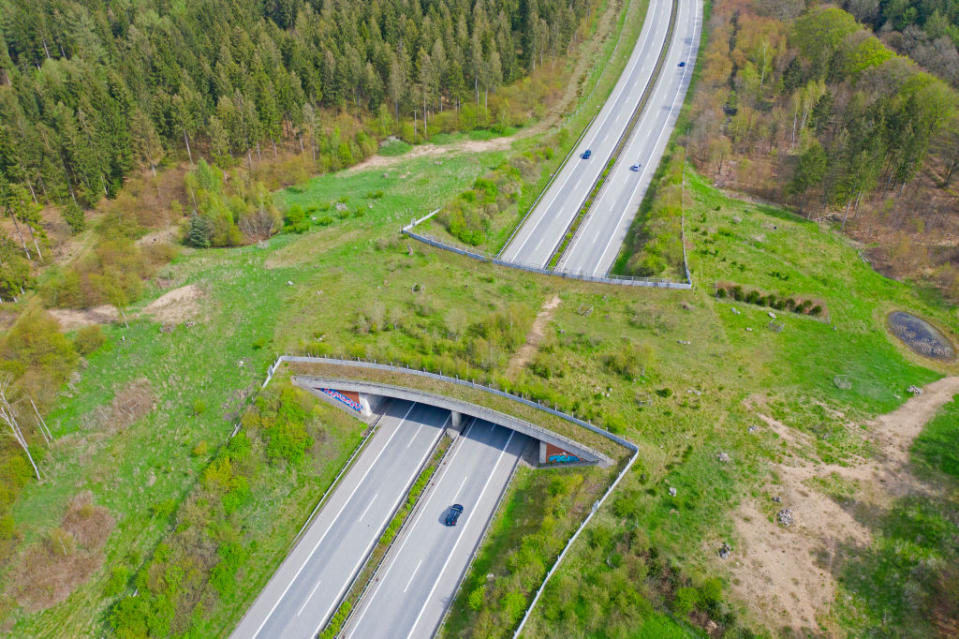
[728,376,959,636]
[506,294,561,378]
[345,136,520,174]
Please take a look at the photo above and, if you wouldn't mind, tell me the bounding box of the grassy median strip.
[547,0,681,272]
[319,434,454,638]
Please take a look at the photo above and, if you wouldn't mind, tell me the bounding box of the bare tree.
[0,376,40,480]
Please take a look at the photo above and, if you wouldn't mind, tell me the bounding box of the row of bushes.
[715,282,826,316]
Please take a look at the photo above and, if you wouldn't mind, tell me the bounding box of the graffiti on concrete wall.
[320,388,362,412]
[545,442,580,464]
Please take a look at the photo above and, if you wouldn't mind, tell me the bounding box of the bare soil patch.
[9,491,114,613]
[141,283,204,325]
[48,305,121,331]
[729,376,959,636]
[506,294,561,378]
[81,378,157,433]
[345,136,517,175]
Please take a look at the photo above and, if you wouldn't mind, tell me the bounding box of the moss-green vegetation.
[441,465,614,638]
[3,112,957,637]
[615,149,687,280]
[831,396,959,637]
[418,0,652,255]
[106,382,363,638]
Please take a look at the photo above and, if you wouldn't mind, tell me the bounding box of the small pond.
[887,311,955,361]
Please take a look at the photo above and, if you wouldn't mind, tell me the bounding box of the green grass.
[831,396,959,637]
[416,0,652,256]
[3,110,957,637]
[378,138,413,156]
[441,465,611,639]
[912,395,959,481]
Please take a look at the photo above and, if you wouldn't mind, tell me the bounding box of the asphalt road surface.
[229,400,449,639]
[558,0,703,277]
[342,420,529,639]
[498,0,672,268]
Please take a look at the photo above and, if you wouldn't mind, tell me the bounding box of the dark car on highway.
[678,61,686,67]
[630,164,641,172]
[580,149,592,160]
[444,504,464,526]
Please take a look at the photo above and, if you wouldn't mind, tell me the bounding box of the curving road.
[558,0,702,277]
[341,420,529,639]
[499,0,673,268]
[229,400,449,639]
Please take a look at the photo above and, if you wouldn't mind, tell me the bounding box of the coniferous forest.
[0,0,586,210]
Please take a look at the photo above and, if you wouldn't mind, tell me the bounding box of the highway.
[229,400,449,639]
[498,0,672,268]
[342,420,529,639]
[558,0,703,277]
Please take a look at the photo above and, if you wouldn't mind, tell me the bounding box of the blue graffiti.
[321,388,362,412]
[548,454,580,463]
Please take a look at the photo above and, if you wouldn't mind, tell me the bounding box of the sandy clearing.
[48,306,121,331]
[729,376,959,636]
[141,283,204,325]
[344,136,518,175]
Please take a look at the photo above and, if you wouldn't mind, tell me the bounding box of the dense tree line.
[0,0,590,220]
[687,4,958,230]
[841,0,959,86]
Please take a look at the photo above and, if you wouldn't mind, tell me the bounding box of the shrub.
[673,586,701,616]
[62,202,87,234]
[74,325,106,355]
[715,287,727,298]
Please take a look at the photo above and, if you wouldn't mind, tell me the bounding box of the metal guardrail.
[277,355,638,452]
[558,0,680,273]
[496,0,640,258]
[256,356,643,639]
[403,227,693,290]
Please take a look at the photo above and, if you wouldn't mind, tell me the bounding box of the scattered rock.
[771,495,782,503]
[833,375,853,390]
[287,280,294,286]
[768,321,784,333]
[731,307,741,315]
[677,339,691,345]
[748,425,758,433]
[767,311,776,319]
[335,202,348,211]
[777,508,793,527]
[668,487,678,497]
[718,542,732,559]
[907,385,924,396]
[717,451,731,463]
[745,327,753,332]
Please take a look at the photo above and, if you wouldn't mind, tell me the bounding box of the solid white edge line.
[309,411,451,638]
[405,429,518,639]
[251,402,417,638]
[341,418,478,639]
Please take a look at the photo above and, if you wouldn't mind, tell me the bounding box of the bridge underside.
[292,375,612,467]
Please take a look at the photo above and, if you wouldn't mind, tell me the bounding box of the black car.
[630,164,641,172]
[580,149,592,160]
[444,504,464,526]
